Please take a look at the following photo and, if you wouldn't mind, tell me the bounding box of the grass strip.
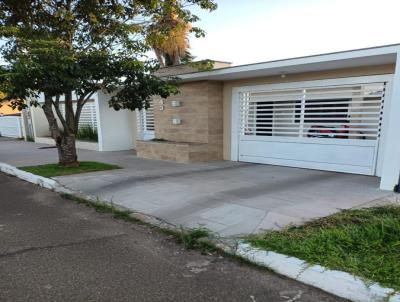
[20,161,121,177]
[247,205,400,291]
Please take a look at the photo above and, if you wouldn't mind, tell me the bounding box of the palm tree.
[147,3,191,67]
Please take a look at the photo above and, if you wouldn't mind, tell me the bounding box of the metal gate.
[238,81,386,175]
[0,116,23,138]
[137,100,155,140]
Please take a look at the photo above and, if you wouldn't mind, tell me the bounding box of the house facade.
[26,44,400,191]
[136,44,400,191]
[0,101,20,116]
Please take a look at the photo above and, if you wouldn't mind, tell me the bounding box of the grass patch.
[76,125,98,142]
[178,227,212,250]
[20,161,120,177]
[247,205,400,291]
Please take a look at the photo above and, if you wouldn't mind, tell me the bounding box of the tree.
[146,4,191,67]
[0,0,216,167]
[146,0,217,67]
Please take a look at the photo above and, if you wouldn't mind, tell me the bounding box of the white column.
[380,52,400,190]
[93,92,104,151]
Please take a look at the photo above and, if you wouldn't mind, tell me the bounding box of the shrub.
[76,124,98,142]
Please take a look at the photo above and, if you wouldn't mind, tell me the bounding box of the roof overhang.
[178,44,400,82]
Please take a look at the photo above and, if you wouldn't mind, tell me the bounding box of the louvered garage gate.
[236,79,386,175]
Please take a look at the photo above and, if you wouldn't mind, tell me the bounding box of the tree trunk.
[56,134,78,167]
[42,93,79,167]
[154,47,165,67]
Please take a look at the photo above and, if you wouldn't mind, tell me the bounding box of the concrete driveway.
[0,139,393,236]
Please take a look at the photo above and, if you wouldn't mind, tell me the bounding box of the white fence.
[0,116,23,138]
[59,101,98,129]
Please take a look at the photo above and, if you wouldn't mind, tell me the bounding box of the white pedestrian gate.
[0,116,23,138]
[137,100,155,140]
[235,78,387,175]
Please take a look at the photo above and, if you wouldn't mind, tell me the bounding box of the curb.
[0,162,66,191]
[0,162,74,194]
[236,243,400,302]
[1,162,399,302]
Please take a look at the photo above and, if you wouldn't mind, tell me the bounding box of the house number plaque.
[159,99,165,111]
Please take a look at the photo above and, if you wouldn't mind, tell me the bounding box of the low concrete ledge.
[136,140,214,163]
[236,243,400,302]
[35,136,99,151]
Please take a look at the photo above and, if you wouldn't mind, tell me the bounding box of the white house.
[27,91,140,152]
[27,44,400,191]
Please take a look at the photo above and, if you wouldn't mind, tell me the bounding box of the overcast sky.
[188,0,400,66]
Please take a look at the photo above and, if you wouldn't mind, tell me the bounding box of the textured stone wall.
[153,81,224,160]
[136,140,210,163]
[137,80,224,162]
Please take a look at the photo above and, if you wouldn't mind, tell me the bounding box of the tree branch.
[42,94,62,141]
[64,91,75,134]
[52,94,69,133]
[74,90,95,131]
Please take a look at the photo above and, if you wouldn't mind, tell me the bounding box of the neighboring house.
[28,98,106,151]
[0,101,20,116]
[27,44,400,191]
[0,101,24,138]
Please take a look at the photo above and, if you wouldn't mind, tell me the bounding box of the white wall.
[96,91,137,151]
[28,92,138,152]
[30,104,51,138]
[380,52,400,191]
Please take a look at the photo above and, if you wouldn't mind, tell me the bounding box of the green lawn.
[20,161,121,177]
[247,205,400,291]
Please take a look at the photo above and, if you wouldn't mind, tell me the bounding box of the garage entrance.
[234,77,389,176]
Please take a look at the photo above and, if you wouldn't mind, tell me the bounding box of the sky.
[188,0,400,66]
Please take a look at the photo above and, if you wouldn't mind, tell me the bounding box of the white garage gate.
[0,115,23,138]
[233,76,390,176]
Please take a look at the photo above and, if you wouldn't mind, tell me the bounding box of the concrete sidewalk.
[0,139,392,236]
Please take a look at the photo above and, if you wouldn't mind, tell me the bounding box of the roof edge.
[178,43,400,80]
